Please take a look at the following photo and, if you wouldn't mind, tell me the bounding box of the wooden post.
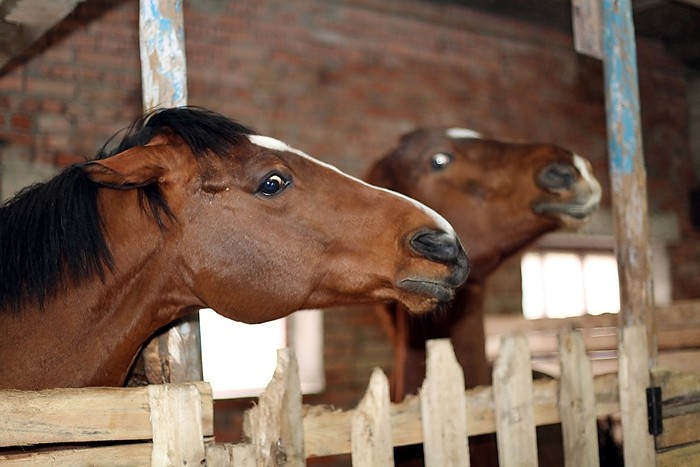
[244,348,305,467]
[618,325,656,466]
[139,0,188,109]
[351,368,394,466]
[558,330,600,467]
[421,339,469,467]
[138,0,202,384]
[601,0,657,363]
[493,335,538,467]
[148,383,206,466]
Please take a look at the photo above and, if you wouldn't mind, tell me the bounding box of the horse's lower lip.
[533,200,598,221]
[397,279,455,303]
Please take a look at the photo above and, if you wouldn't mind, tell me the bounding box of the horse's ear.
[81,145,175,188]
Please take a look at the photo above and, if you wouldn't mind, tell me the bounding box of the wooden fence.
[1,328,699,466]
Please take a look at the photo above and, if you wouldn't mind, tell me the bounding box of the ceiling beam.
[0,0,85,70]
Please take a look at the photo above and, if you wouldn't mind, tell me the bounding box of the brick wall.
[0,0,696,448]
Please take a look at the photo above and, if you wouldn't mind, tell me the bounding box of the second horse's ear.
[81,141,184,189]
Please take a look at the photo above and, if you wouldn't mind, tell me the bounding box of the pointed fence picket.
[558,329,600,467]
[493,335,538,467]
[421,339,469,467]
[351,368,394,466]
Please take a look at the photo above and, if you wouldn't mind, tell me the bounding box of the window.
[199,309,324,399]
[521,234,670,320]
[521,250,620,319]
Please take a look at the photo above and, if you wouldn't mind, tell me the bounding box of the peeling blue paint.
[139,0,187,108]
[602,0,642,174]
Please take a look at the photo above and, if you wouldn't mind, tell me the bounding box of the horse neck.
[0,191,194,389]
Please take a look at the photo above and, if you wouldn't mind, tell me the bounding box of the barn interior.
[1,0,699,463]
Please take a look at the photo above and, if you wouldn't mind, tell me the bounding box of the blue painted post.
[602,1,657,465]
[138,0,202,384]
[139,0,187,109]
[602,0,656,353]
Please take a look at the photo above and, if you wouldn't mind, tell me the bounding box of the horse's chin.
[396,279,455,314]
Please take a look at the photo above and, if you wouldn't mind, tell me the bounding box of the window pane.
[542,252,585,318]
[583,254,620,314]
[521,253,545,320]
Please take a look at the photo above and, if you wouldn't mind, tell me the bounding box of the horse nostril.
[409,230,462,263]
[538,162,577,191]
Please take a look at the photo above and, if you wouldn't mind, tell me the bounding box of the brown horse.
[366,127,602,400]
[0,108,468,390]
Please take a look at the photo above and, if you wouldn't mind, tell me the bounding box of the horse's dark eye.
[431,152,453,171]
[258,174,289,196]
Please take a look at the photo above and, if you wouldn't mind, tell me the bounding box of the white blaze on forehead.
[573,154,603,206]
[246,134,456,235]
[247,134,300,154]
[446,128,482,139]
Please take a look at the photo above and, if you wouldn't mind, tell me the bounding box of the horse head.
[367,127,601,282]
[81,111,469,324]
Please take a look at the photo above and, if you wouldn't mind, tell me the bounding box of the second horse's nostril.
[538,162,577,190]
[409,230,460,263]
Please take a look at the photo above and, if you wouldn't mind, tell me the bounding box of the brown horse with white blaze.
[0,108,468,390]
[367,127,602,401]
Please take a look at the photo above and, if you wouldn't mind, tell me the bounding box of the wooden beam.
[674,0,700,9]
[0,0,86,70]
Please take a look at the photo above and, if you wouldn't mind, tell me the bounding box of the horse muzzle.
[533,155,602,226]
[398,229,470,309]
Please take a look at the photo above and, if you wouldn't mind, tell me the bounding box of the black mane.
[0,107,256,312]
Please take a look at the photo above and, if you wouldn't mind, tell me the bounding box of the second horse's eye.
[258,174,290,197]
[431,152,453,171]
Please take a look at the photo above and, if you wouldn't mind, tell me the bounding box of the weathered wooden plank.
[652,367,700,400]
[657,441,700,467]
[0,0,86,70]
[420,339,469,467]
[572,0,603,59]
[302,372,620,458]
[244,348,304,467]
[206,442,256,467]
[486,301,700,362]
[351,368,394,466]
[559,330,600,467]
[493,335,538,467]
[0,382,212,448]
[618,325,655,466]
[657,412,700,449]
[148,384,205,466]
[0,443,153,466]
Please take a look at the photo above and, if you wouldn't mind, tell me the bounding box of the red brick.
[10,114,32,130]
[55,152,84,167]
[25,78,76,98]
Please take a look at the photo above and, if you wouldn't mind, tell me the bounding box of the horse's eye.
[257,174,290,197]
[431,152,453,171]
